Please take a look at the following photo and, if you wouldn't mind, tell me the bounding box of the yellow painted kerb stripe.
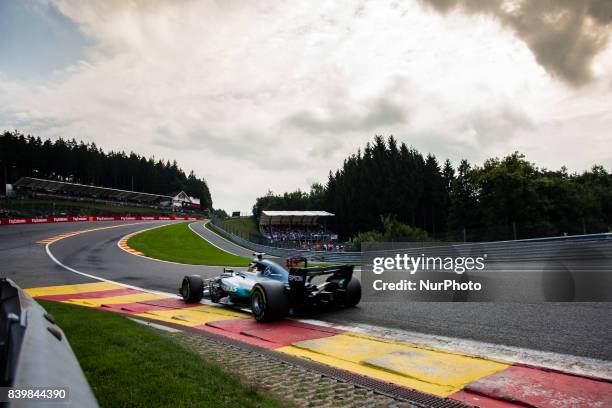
[63,292,167,307]
[25,282,123,297]
[278,345,456,396]
[279,332,509,397]
[134,306,247,327]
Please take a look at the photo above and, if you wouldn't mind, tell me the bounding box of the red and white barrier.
[0,215,205,226]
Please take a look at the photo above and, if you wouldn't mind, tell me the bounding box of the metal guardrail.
[208,221,612,264]
[207,222,362,263]
[363,233,612,264]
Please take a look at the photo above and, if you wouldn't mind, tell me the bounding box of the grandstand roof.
[13,177,173,203]
[260,210,334,226]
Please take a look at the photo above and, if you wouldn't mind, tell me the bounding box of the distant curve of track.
[2,220,611,361]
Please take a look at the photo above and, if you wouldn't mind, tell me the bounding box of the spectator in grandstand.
[261,224,345,252]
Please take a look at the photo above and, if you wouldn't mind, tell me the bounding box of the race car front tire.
[181,275,204,303]
[251,281,289,322]
[343,277,362,307]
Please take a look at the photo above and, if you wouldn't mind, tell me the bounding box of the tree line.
[253,135,612,242]
[0,131,212,209]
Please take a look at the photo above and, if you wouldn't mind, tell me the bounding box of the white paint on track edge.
[298,318,612,381]
[201,220,258,253]
[191,221,282,260]
[127,317,182,333]
[117,220,249,265]
[116,221,205,266]
[46,242,179,299]
[41,221,612,383]
[44,222,181,299]
[188,221,248,257]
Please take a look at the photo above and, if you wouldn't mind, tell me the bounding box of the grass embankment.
[205,221,242,241]
[1,198,173,216]
[219,216,262,238]
[40,301,284,408]
[128,222,250,266]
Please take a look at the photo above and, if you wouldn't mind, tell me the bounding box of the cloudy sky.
[1,0,611,212]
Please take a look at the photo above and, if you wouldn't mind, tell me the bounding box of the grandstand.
[2,177,207,218]
[13,177,173,205]
[259,211,343,251]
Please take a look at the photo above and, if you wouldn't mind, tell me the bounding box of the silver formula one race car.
[179,254,361,321]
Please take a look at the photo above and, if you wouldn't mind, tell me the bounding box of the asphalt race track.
[2,220,611,361]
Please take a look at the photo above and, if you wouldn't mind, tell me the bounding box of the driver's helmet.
[248,262,265,273]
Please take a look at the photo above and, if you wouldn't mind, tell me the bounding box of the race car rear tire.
[343,278,361,307]
[181,275,204,303]
[251,281,289,322]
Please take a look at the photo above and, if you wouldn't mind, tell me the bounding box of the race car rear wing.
[287,264,355,303]
[289,265,354,277]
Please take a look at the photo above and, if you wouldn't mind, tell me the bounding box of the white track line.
[299,318,612,381]
[192,221,281,259]
[45,243,177,298]
[41,221,612,381]
[116,222,205,266]
[44,222,180,298]
[189,221,250,258]
[127,317,182,332]
[117,220,247,265]
[202,220,257,250]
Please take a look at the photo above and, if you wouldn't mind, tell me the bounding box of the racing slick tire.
[251,281,289,322]
[180,275,204,303]
[343,278,361,307]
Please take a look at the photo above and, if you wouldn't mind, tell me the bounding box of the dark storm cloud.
[285,98,407,133]
[421,0,612,86]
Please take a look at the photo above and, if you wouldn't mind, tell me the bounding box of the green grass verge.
[219,216,262,238]
[1,198,172,215]
[127,222,250,266]
[205,221,242,242]
[39,301,285,408]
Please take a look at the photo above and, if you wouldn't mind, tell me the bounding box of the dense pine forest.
[0,131,212,209]
[253,136,612,242]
